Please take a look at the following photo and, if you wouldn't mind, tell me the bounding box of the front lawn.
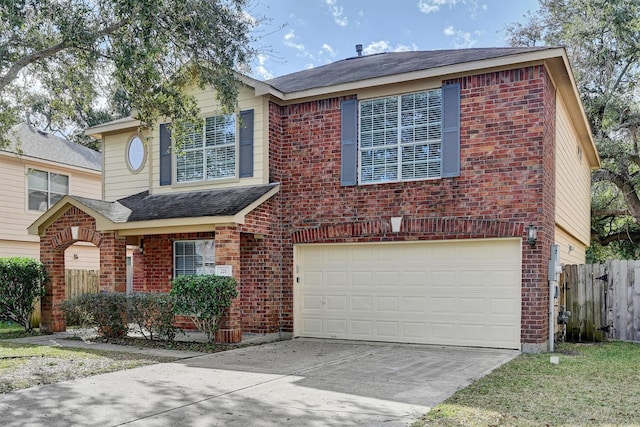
[0,340,174,393]
[0,321,39,340]
[413,341,640,426]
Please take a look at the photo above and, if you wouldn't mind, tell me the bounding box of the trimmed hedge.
[61,275,237,343]
[127,292,177,341]
[60,292,128,338]
[171,275,238,343]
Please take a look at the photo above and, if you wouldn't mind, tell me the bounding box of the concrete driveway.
[0,338,519,426]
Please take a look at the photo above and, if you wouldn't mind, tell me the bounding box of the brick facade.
[39,63,559,350]
[270,64,555,348]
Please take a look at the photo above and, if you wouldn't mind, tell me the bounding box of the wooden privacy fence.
[563,260,640,343]
[32,269,99,326]
[65,269,100,299]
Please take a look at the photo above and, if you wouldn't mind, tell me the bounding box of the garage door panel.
[376,322,400,338]
[401,271,428,286]
[303,295,324,310]
[326,295,347,310]
[327,319,348,335]
[352,271,373,286]
[376,296,399,312]
[351,296,373,311]
[401,297,428,313]
[296,240,521,349]
[302,318,323,334]
[351,320,373,336]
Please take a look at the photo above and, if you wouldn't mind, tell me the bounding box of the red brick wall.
[239,197,284,333]
[39,207,127,332]
[269,64,555,346]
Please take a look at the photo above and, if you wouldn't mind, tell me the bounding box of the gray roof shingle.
[265,47,554,93]
[4,123,101,171]
[69,183,279,223]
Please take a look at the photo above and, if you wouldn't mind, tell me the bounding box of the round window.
[127,135,146,172]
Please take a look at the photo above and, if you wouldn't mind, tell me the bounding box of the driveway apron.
[0,338,519,426]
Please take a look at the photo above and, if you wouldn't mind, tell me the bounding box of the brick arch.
[292,216,527,244]
[50,227,103,251]
[39,206,127,333]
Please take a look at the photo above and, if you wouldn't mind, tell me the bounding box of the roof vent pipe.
[356,44,363,57]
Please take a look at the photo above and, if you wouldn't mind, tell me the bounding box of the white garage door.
[294,239,521,349]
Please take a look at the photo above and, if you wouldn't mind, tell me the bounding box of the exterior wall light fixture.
[527,223,538,246]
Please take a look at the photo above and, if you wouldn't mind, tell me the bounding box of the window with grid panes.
[176,115,236,183]
[359,89,442,183]
[27,169,69,211]
[174,240,215,276]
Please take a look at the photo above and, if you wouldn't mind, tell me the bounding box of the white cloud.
[320,44,337,57]
[283,30,305,51]
[442,25,479,48]
[363,41,418,55]
[255,54,273,80]
[418,0,479,16]
[325,0,348,27]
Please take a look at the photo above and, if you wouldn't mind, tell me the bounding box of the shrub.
[60,292,128,338]
[0,258,47,331]
[127,292,177,341]
[170,275,238,343]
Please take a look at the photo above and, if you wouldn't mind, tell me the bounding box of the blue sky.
[248,0,541,80]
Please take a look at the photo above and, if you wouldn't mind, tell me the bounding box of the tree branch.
[0,20,127,91]
[592,209,631,217]
[594,230,640,246]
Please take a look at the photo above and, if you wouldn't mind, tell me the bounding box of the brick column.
[40,240,66,333]
[214,226,242,343]
[99,232,127,292]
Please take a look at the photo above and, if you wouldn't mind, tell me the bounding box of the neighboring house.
[2,123,101,269]
[29,47,599,352]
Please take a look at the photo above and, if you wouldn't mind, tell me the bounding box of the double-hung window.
[174,240,215,276]
[27,169,69,211]
[176,115,236,183]
[359,89,443,184]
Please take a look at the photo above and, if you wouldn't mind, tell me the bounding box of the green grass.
[412,342,640,427]
[0,321,40,339]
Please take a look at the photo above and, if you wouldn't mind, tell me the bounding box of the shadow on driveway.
[0,338,519,426]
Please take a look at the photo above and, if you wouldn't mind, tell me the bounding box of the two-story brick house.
[29,46,599,352]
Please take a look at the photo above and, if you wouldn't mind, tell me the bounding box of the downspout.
[548,244,561,352]
[549,274,556,352]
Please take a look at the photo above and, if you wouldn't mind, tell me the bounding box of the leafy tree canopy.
[0,0,257,148]
[507,0,640,261]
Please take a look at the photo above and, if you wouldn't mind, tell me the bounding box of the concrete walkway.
[0,337,519,426]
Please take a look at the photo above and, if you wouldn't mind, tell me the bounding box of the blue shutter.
[239,109,254,178]
[159,123,172,186]
[441,83,461,178]
[341,98,358,186]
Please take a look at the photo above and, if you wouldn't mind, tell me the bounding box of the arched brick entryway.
[39,206,127,332]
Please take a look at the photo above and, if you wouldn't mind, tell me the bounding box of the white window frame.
[358,89,443,184]
[26,168,69,212]
[175,114,237,183]
[173,240,215,277]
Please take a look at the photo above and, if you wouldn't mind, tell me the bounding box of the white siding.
[0,240,39,259]
[0,153,101,244]
[555,95,592,254]
[65,243,100,270]
[103,131,150,201]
